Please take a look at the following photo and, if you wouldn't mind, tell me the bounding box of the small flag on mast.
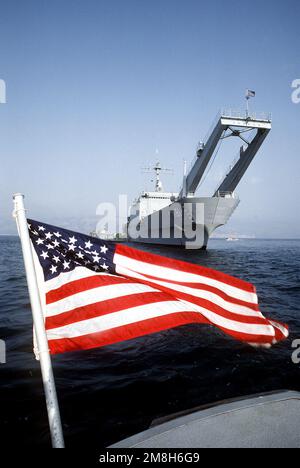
[246,89,256,98]
[27,219,288,354]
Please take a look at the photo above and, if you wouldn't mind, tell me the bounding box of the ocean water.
[0,236,299,447]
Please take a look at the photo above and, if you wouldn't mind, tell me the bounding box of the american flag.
[246,89,256,98]
[27,219,289,354]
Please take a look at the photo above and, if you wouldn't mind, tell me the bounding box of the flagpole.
[13,193,65,448]
[246,96,249,118]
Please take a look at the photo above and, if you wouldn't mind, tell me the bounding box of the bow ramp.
[183,110,272,198]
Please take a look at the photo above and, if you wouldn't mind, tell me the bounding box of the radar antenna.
[141,161,173,192]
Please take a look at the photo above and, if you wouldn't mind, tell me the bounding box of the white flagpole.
[246,96,249,118]
[13,193,65,448]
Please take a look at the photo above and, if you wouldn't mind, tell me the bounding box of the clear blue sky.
[0,0,299,236]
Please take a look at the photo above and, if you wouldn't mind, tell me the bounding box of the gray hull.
[128,196,239,249]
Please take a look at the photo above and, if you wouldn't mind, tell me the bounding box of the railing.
[220,108,272,122]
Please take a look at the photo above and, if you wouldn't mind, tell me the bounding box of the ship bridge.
[181,110,272,198]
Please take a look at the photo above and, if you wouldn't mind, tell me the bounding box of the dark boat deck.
[111,391,300,448]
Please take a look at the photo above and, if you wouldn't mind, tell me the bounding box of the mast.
[142,161,173,192]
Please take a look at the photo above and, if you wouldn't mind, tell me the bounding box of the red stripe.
[45,291,175,330]
[115,244,256,293]
[48,311,283,355]
[216,325,275,345]
[183,295,266,324]
[126,270,260,311]
[46,274,270,333]
[109,273,267,326]
[48,312,210,354]
[271,319,289,342]
[46,274,267,331]
[46,275,130,304]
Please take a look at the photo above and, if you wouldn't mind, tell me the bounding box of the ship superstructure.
[129,161,178,225]
[127,110,272,249]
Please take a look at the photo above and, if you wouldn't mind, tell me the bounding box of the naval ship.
[127,110,272,249]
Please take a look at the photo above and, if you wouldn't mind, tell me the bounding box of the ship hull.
[128,196,240,250]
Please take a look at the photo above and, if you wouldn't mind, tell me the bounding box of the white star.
[50,265,57,274]
[91,250,98,256]
[27,223,31,230]
[69,236,77,244]
[63,261,70,270]
[45,232,53,240]
[52,239,60,248]
[54,231,62,238]
[68,244,76,251]
[100,245,108,254]
[40,251,49,260]
[38,225,45,232]
[53,256,61,264]
[94,265,100,271]
[101,263,109,271]
[85,240,93,249]
[93,254,100,263]
[36,238,44,245]
[76,251,84,259]
[46,243,54,250]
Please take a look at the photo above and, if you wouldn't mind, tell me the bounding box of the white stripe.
[114,253,258,304]
[44,267,118,293]
[248,343,272,349]
[270,320,289,342]
[47,300,194,339]
[116,265,261,318]
[46,282,160,317]
[181,299,275,337]
[47,299,275,341]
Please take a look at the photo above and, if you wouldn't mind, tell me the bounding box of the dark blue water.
[0,236,299,447]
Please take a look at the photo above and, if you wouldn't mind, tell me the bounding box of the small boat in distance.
[227,234,239,242]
